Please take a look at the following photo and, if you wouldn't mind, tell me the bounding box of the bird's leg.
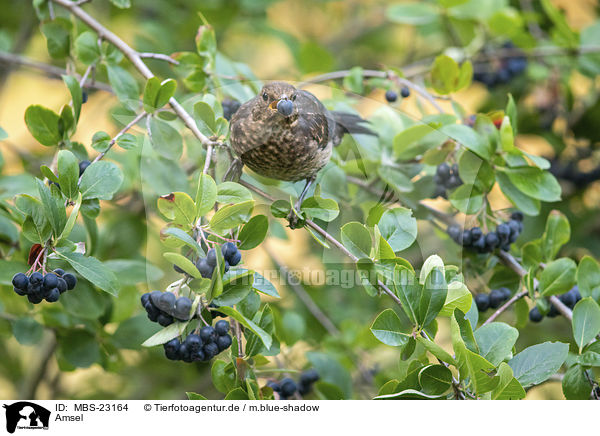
[287,175,316,229]
[223,158,244,182]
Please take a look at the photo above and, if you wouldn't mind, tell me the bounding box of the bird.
[229,81,375,227]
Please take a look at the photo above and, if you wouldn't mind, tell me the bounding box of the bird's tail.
[332,111,377,138]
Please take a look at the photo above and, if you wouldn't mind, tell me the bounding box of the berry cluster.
[447,212,524,254]
[12,269,77,304]
[141,291,192,326]
[433,162,462,198]
[163,320,232,363]
[474,287,512,312]
[267,369,320,399]
[550,159,600,190]
[195,242,241,279]
[222,99,241,121]
[473,43,527,87]
[384,87,410,103]
[529,286,582,323]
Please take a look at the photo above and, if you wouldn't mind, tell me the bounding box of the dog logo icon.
[3,402,50,433]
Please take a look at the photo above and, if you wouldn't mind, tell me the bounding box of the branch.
[139,52,179,65]
[91,110,148,165]
[0,50,112,93]
[51,0,216,151]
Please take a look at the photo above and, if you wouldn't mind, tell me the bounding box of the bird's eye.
[262,92,268,101]
[291,94,297,101]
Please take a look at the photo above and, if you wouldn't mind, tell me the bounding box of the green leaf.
[386,2,439,25]
[378,207,417,252]
[577,256,600,300]
[418,364,452,395]
[441,124,491,160]
[157,192,196,226]
[341,222,372,259]
[370,309,410,346]
[57,149,79,199]
[217,182,253,204]
[106,64,139,110]
[117,133,138,150]
[572,298,600,353]
[55,251,120,296]
[103,259,164,285]
[41,19,71,59]
[156,79,176,108]
[539,258,577,296]
[62,75,82,122]
[448,184,484,215]
[491,362,526,400]
[58,330,100,368]
[209,200,254,234]
[36,179,66,237]
[12,318,44,345]
[57,193,82,241]
[161,228,202,256]
[75,31,100,65]
[142,320,191,347]
[438,281,472,317]
[417,267,447,327]
[91,131,111,152]
[416,336,456,365]
[143,77,161,112]
[215,306,272,349]
[496,172,540,216]
[163,252,201,279]
[195,173,217,216]
[79,161,123,200]
[252,272,280,298]
[194,101,217,134]
[431,55,459,94]
[393,124,441,160]
[502,166,561,202]
[541,210,570,262]
[391,267,420,324]
[24,105,61,146]
[474,322,519,366]
[562,364,593,400]
[301,195,339,222]
[186,392,208,400]
[245,304,278,357]
[508,341,569,387]
[211,360,237,394]
[377,165,413,192]
[238,215,268,250]
[148,117,183,160]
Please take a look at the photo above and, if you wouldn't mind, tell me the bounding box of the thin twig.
[139,52,179,65]
[0,51,112,93]
[91,111,148,165]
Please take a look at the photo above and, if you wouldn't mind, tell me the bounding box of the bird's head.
[259,82,297,118]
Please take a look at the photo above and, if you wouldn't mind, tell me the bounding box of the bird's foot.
[223,158,244,182]
[286,205,305,229]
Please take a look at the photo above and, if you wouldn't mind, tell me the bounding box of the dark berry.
[221,242,237,261]
[228,250,241,266]
[156,292,176,313]
[62,273,77,290]
[30,272,43,284]
[472,236,486,253]
[559,291,576,309]
[27,294,43,304]
[209,303,226,319]
[78,160,91,176]
[206,248,217,268]
[200,325,216,342]
[178,344,191,361]
[149,290,163,306]
[529,307,543,323]
[193,349,207,362]
[174,297,192,320]
[216,334,232,351]
[300,369,320,385]
[56,277,68,293]
[277,99,294,117]
[27,282,41,297]
[447,225,461,243]
[548,304,559,318]
[471,227,483,241]
[475,294,490,312]
[489,289,505,309]
[164,338,180,352]
[54,268,65,276]
[45,288,60,303]
[279,378,297,398]
[14,287,28,296]
[145,302,160,322]
[462,229,472,246]
[499,287,512,300]
[508,220,521,242]
[485,232,499,250]
[81,91,88,104]
[215,320,230,335]
[157,313,174,327]
[496,223,510,242]
[510,211,524,222]
[165,347,179,360]
[141,292,150,307]
[385,90,398,103]
[400,86,410,98]
[222,99,241,121]
[203,342,219,359]
[185,334,202,352]
[43,273,58,290]
[267,381,281,392]
[570,286,582,303]
[12,273,29,290]
[195,258,213,279]
[173,264,184,274]
[446,175,460,189]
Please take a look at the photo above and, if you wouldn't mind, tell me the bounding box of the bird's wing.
[297,90,336,149]
[229,96,259,154]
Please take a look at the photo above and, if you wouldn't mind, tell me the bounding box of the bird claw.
[286,206,304,229]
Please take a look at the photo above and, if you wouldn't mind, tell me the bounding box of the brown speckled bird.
[229,81,374,226]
